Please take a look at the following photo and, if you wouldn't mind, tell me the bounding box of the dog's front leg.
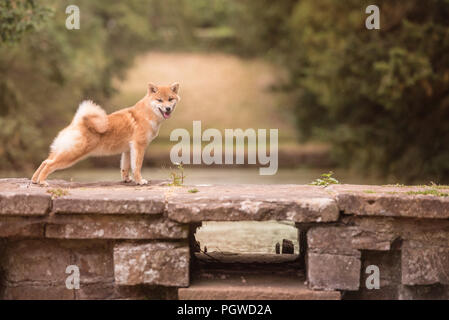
[130,141,148,185]
[120,151,131,182]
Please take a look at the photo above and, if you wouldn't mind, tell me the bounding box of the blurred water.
[8,167,391,185]
[196,221,299,254]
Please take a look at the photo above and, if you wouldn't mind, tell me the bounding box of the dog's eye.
[168,97,174,102]
[157,99,163,103]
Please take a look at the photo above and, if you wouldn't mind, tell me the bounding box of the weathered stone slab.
[2,239,115,285]
[308,226,360,256]
[307,252,361,291]
[0,193,51,215]
[0,179,51,215]
[68,241,114,284]
[0,217,44,238]
[45,215,188,239]
[2,240,71,283]
[308,226,393,256]
[74,282,115,300]
[167,185,339,223]
[179,279,341,300]
[53,188,166,214]
[74,283,178,300]
[399,284,449,300]
[330,184,449,219]
[402,240,449,285]
[114,242,189,287]
[342,216,449,247]
[2,283,75,300]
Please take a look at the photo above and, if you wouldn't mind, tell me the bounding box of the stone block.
[0,193,50,215]
[167,185,339,223]
[52,188,166,215]
[402,240,449,285]
[330,184,449,219]
[68,241,114,283]
[308,226,361,256]
[45,215,188,239]
[114,242,189,287]
[3,283,75,300]
[399,284,449,300]
[3,240,71,283]
[307,252,361,291]
[0,217,44,238]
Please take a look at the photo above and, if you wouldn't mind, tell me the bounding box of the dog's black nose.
[165,107,172,112]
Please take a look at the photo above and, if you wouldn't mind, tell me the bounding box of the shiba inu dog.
[31,82,180,186]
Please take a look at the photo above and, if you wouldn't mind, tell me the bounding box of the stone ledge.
[1,178,449,300]
[0,179,51,215]
[53,191,165,215]
[166,184,339,223]
[45,215,188,239]
[2,179,449,221]
[0,215,188,240]
[329,184,449,219]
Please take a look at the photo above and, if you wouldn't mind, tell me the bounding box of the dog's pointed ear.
[148,83,158,94]
[170,82,180,94]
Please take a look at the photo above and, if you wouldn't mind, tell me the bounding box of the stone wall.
[0,179,448,299]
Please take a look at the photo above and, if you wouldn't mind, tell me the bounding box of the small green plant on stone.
[188,188,199,193]
[46,188,69,199]
[168,163,185,186]
[426,182,449,189]
[310,171,340,187]
[406,189,449,197]
[383,183,405,187]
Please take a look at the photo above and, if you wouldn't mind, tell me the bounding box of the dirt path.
[109,51,298,144]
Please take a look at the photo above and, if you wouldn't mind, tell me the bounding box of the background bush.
[232,0,449,182]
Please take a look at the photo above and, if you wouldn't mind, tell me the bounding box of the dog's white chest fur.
[147,119,161,142]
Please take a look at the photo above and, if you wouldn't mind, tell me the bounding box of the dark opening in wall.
[187,221,305,295]
[193,221,300,264]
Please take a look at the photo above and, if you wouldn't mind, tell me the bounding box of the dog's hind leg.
[36,152,84,186]
[31,160,49,183]
[31,153,56,183]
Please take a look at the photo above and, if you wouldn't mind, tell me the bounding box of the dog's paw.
[136,178,148,185]
[38,181,49,187]
[122,177,132,183]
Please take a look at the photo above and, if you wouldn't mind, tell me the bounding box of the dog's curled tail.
[74,100,108,134]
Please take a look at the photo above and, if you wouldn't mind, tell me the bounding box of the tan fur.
[32,83,180,186]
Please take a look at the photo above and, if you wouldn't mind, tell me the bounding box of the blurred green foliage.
[0,0,235,171]
[231,0,449,182]
[291,0,449,182]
